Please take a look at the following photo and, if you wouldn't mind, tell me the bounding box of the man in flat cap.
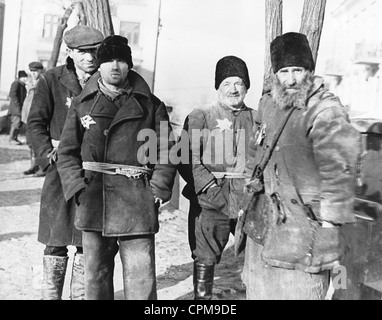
[22,61,44,175]
[178,55,256,299]
[27,25,104,300]
[242,32,360,299]
[57,35,176,300]
[8,70,28,145]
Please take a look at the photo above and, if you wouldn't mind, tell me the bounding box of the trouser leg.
[244,237,330,300]
[83,231,118,300]
[192,208,232,300]
[41,246,68,300]
[119,235,157,300]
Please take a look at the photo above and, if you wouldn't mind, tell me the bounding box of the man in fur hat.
[242,32,360,300]
[27,25,104,300]
[57,35,176,300]
[179,55,256,299]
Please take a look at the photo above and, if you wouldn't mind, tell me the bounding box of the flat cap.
[29,61,44,71]
[64,25,104,50]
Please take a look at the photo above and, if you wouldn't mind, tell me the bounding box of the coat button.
[275,146,280,152]
[103,129,109,136]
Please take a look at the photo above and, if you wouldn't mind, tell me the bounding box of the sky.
[154,0,344,114]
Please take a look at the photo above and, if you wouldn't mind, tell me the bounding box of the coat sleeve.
[149,96,177,203]
[26,74,55,170]
[309,98,360,224]
[57,102,87,201]
[9,81,22,110]
[244,98,264,179]
[186,108,216,194]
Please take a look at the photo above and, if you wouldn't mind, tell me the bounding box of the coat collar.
[57,58,82,96]
[79,70,152,103]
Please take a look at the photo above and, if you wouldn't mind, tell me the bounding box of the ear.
[66,48,73,58]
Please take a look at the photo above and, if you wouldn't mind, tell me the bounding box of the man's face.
[217,76,247,109]
[273,66,313,109]
[68,48,98,74]
[99,59,129,87]
[30,70,43,81]
[276,66,310,92]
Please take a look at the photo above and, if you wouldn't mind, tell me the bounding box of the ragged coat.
[27,58,82,247]
[245,76,361,272]
[57,70,176,237]
[181,102,256,218]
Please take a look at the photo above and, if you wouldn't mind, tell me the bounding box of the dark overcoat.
[57,71,176,237]
[27,58,83,247]
[7,79,27,116]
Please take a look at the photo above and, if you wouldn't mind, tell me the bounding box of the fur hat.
[18,70,27,78]
[270,32,315,73]
[96,35,133,69]
[215,56,250,90]
[64,25,104,50]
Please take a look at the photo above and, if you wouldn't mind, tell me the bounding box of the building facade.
[0,0,161,98]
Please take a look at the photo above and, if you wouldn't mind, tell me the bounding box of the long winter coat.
[181,102,256,218]
[245,76,361,272]
[27,58,83,247]
[7,79,27,116]
[57,71,176,237]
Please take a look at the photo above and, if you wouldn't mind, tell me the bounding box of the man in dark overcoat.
[57,35,176,300]
[8,70,28,144]
[27,25,104,300]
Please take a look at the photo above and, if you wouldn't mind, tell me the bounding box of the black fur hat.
[215,56,250,90]
[96,35,133,69]
[270,32,315,73]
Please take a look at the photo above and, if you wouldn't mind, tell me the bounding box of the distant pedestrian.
[27,25,104,300]
[22,61,44,176]
[8,70,28,145]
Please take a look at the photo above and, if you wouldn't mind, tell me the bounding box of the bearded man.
[242,32,360,300]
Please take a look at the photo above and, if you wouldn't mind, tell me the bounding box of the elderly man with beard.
[242,32,360,300]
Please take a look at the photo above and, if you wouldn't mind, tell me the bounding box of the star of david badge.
[81,115,96,129]
[215,118,232,132]
[255,123,267,146]
[66,97,73,108]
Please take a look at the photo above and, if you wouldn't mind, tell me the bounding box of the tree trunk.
[81,0,114,37]
[47,6,73,70]
[263,0,283,94]
[299,0,327,71]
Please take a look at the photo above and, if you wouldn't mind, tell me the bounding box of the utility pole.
[15,0,23,78]
[152,0,162,93]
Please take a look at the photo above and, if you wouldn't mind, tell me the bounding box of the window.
[120,22,140,46]
[42,14,60,39]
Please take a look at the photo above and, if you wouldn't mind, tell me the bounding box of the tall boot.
[41,255,68,300]
[193,261,214,300]
[70,253,85,300]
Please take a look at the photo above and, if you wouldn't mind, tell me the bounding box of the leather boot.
[70,253,85,300]
[41,255,68,300]
[193,262,214,300]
